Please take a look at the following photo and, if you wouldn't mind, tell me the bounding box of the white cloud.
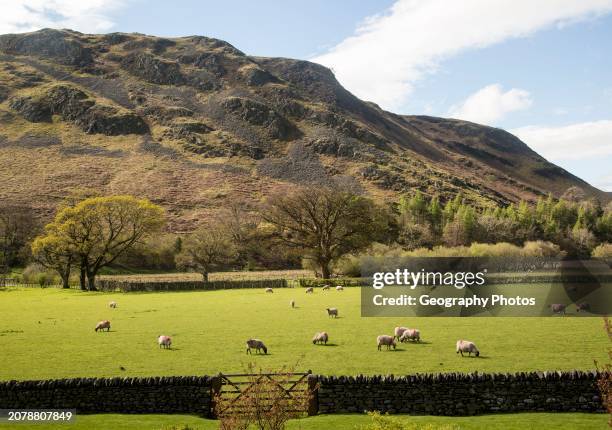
[0,1,127,34]
[511,120,612,161]
[312,0,612,110]
[448,84,532,125]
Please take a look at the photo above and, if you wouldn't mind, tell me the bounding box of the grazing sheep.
[456,340,479,357]
[377,335,396,351]
[550,303,566,315]
[399,328,420,343]
[109,301,118,308]
[246,339,268,354]
[322,285,330,291]
[305,287,314,294]
[290,300,295,308]
[326,307,338,318]
[158,335,172,349]
[312,331,329,345]
[265,288,274,293]
[94,320,111,332]
[336,285,344,291]
[394,326,408,340]
[576,302,590,313]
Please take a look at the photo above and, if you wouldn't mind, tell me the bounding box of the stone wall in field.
[315,371,606,415]
[0,376,214,416]
[0,371,606,417]
[96,278,288,292]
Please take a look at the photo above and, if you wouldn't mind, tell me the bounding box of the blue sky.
[2,0,611,190]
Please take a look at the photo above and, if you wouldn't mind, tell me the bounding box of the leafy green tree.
[31,233,74,288]
[34,196,165,290]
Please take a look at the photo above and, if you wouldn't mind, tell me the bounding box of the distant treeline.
[2,185,611,287]
[395,188,612,257]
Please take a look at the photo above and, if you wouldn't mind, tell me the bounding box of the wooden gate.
[211,370,317,418]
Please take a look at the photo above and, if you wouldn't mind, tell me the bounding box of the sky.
[1,0,611,191]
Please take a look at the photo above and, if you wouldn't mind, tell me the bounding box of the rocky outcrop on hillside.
[9,84,148,135]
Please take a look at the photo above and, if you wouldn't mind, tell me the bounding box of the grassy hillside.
[0,29,608,230]
[0,287,607,380]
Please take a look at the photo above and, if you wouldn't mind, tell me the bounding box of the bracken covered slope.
[0,29,607,230]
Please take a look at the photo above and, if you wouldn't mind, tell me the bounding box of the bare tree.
[261,185,388,279]
[176,222,237,281]
[0,205,36,286]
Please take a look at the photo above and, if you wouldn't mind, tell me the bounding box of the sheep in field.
[576,302,590,313]
[109,301,118,308]
[377,335,396,351]
[95,320,111,332]
[312,332,329,345]
[322,285,330,291]
[305,287,314,294]
[290,300,295,308]
[456,340,479,357]
[394,326,408,340]
[265,288,273,293]
[326,308,338,318]
[158,335,172,349]
[246,339,268,354]
[336,285,344,291]
[550,303,566,315]
[399,328,420,343]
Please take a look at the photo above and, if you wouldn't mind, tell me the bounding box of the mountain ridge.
[0,28,607,230]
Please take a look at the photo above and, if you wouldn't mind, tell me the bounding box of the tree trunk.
[320,260,331,280]
[86,271,97,291]
[60,263,71,289]
[79,267,87,291]
[202,271,209,282]
[60,272,70,289]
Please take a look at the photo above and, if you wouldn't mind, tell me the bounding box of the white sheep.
[265,288,274,293]
[109,301,118,308]
[456,340,480,357]
[322,285,330,291]
[95,320,111,332]
[305,287,314,294]
[335,285,344,291]
[377,335,396,351]
[394,326,408,340]
[312,331,329,345]
[290,300,295,308]
[326,307,338,318]
[158,335,172,349]
[550,303,566,315]
[399,328,420,343]
[246,339,268,354]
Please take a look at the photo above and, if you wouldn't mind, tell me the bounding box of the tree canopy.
[32,196,165,290]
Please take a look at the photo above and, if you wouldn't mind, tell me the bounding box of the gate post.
[306,370,319,416]
[209,373,223,418]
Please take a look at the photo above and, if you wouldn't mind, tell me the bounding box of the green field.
[0,286,608,379]
[0,413,607,430]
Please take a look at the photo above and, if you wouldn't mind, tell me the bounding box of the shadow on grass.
[458,355,490,359]
[314,343,339,347]
[399,340,432,345]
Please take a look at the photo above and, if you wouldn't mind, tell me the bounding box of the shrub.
[360,411,460,430]
[22,264,58,286]
[593,243,612,266]
[522,241,565,258]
